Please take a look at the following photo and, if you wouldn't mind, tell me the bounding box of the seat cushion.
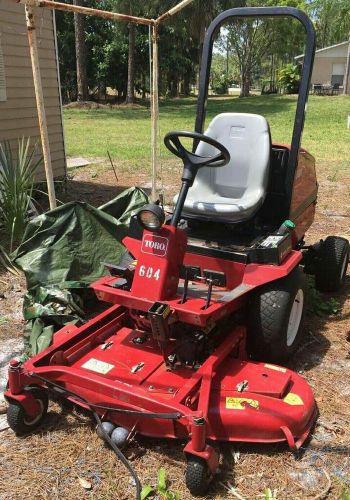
[177,113,271,223]
[181,187,266,221]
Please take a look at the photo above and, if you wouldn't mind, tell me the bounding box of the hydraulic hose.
[28,372,183,500]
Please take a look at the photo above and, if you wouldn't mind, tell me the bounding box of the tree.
[126,22,136,103]
[227,17,272,97]
[55,9,76,102]
[73,0,88,101]
[56,0,314,102]
[308,0,350,48]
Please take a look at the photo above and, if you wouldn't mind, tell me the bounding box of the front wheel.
[7,387,48,435]
[185,455,212,496]
[247,267,306,363]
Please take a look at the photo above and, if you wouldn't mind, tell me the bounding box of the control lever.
[195,275,218,310]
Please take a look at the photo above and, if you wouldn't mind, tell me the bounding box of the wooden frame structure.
[11,0,195,207]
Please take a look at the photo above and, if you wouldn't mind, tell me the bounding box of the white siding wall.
[0,1,66,180]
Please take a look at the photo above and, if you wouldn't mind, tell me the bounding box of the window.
[332,63,345,85]
[0,34,6,102]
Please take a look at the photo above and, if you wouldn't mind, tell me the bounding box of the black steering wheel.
[164,130,230,169]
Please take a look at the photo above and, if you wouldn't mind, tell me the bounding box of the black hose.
[28,372,182,419]
[92,409,141,499]
[27,372,184,500]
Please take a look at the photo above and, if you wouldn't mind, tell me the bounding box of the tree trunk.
[183,73,191,96]
[240,64,250,97]
[141,72,146,99]
[73,0,88,101]
[126,23,135,104]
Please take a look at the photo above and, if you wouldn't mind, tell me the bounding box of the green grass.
[63,94,350,167]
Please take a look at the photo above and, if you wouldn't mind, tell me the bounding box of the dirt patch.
[64,101,146,110]
[0,159,349,499]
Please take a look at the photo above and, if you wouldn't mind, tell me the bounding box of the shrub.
[212,74,230,94]
[0,138,41,252]
[277,63,300,94]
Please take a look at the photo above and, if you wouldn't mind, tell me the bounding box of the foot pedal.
[102,262,134,287]
[148,302,171,343]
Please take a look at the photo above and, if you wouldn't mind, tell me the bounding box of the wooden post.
[151,23,159,202]
[25,4,57,209]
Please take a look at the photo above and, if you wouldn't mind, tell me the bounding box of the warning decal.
[283,393,304,406]
[82,358,114,374]
[226,397,259,410]
[264,363,287,373]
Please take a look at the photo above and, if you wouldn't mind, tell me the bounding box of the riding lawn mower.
[5,6,349,498]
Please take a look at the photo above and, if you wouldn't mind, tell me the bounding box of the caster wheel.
[185,455,212,496]
[315,236,349,292]
[7,387,48,435]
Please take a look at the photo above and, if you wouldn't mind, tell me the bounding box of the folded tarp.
[13,186,148,356]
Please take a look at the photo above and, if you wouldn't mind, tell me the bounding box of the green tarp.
[13,187,148,356]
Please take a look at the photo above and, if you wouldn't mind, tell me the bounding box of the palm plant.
[0,138,42,253]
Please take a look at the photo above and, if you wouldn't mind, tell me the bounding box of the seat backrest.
[192,113,271,200]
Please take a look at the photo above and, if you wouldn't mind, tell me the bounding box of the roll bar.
[195,7,316,206]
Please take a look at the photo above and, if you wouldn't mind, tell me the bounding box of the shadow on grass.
[57,180,150,208]
[64,95,299,123]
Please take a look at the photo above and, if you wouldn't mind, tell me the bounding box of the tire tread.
[6,387,48,435]
[247,268,306,362]
[186,456,210,496]
[315,236,349,292]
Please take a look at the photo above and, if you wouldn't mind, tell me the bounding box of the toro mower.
[5,6,349,498]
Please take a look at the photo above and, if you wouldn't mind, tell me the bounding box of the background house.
[295,40,350,91]
[0,0,66,180]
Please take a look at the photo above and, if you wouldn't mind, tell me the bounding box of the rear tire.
[315,236,349,292]
[7,387,48,435]
[247,267,306,363]
[185,456,211,496]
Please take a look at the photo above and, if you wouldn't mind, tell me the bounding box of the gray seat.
[177,113,271,223]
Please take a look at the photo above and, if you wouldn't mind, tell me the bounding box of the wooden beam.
[156,0,195,24]
[25,4,56,209]
[16,0,153,26]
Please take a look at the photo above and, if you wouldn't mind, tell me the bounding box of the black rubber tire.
[185,456,211,496]
[315,236,349,292]
[247,267,306,363]
[7,387,48,435]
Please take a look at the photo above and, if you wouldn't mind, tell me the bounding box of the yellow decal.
[283,393,304,406]
[264,363,287,373]
[226,397,259,410]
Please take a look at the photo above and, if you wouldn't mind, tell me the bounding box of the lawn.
[63,94,350,171]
